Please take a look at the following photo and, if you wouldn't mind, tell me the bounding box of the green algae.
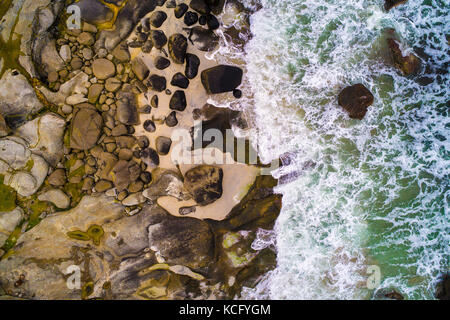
[26,198,49,230]
[0,175,17,212]
[67,230,90,241]
[87,224,104,246]
[81,281,94,299]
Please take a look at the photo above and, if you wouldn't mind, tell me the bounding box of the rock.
[147,74,167,92]
[185,53,200,79]
[92,59,116,80]
[0,115,9,137]
[184,11,199,26]
[171,73,189,89]
[111,160,141,191]
[48,71,59,83]
[174,3,189,18]
[16,113,66,166]
[184,165,223,206]
[118,148,133,161]
[95,180,114,193]
[77,32,95,46]
[165,111,178,127]
[388,38,421,76]
[66,93,88,105]
[81,47,94,60]
[122,193,145,206]
[59,45,71,62]
[154,56,171,70]
[96,152,118,181]
[179,206,196,216]
[76,0,114,25]
[190,0,211,14]
[38,189,70,209]
[435,273,450,300]
[88,83,104,104]
[33,36,65,79]
[115,136,136,149]
[150,30,168,49]
[338,84,374,120]
[70,57,83,71]
[147,211,214,269]
[0,208,24,246]
[169,90,187,111]
[151,95,159,109]
[0,70,43,127]
[137,136,150,149]
[156,136,172,155]
[131,58,149,81]
[189,26,219,52]
[201,65,243,94]
[141,148,160,169]
[48,169,66,187]
[199,15,207,25]
[70,107,103,150]
[116,90,139,125]
[168,34,188,64]
[384,0,408,11]
[150,11,167,28]
[143,120,157,133]
[111,124,128,137]
[83,22,98,33]
[112,43,131,62]
[206,14,220,30]
[105,78,122,92]
[233,89,242,98]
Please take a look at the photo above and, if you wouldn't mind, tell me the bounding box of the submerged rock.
[337,84,374,120]
[201,65,243,94]
[384,0,408,11]
[387,38,421,76]
[184,165,223,206]
[188,26,219,52]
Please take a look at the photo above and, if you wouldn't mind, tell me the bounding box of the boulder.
[147,210,214,269]
[141,148,160,169]
[15,113,66,166]
[169,90,187,111]
[188,26,219,52]
[337,84,374,120]
[184,11,199,26]
[184,165,223,206]
[154,56,171,70]
[92,59,116,80]
[171,73,189,89]
[38,189,70,209]
[143,171,188,201]
[150,30,167,49]
[168,34,188,64]
[185,53,200,79]
[131,58,150,81]
[174,3,189,18]
[111,160,141,191]
[201,65,243,94]
[150,11,167,28]
[155,136,172,155]
[116,91,139,125]
[147,75,167,92]
[388,38,421,76]
[70,107,103,150]
[190,0,211,14]
[165,111,178,127]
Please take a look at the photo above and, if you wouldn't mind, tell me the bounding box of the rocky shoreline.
[0,0,282,299]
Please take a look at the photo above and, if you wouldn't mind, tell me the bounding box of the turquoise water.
[239,0,449,299]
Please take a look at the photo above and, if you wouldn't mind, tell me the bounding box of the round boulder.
[337,84,374,120]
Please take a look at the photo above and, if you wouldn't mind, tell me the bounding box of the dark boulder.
[116,90,140,125]
[188,26,219,52]
[171,73,190,89]
[184,165,223,206]
[338,84,374,120]
[150,11,167,28]
[169,90,187,111]
[143,120,156,132]
[174,3,188,18]
[168,34,188,64]
[165,111,178,127]
[147,210,214,269]
[184,11,199,26]
[185,53,200,79]
[156,136,172,155]
[384,0,408,11]
[435,273,450,300]
[150,30,167,49]
[141,148,160,169]
[201,65,243,94]
[154,56,171,70]
[147,74,167,92]
[190,0,211,14]
[206,14,219,30]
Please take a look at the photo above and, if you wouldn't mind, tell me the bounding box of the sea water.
[235,0,449,299]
